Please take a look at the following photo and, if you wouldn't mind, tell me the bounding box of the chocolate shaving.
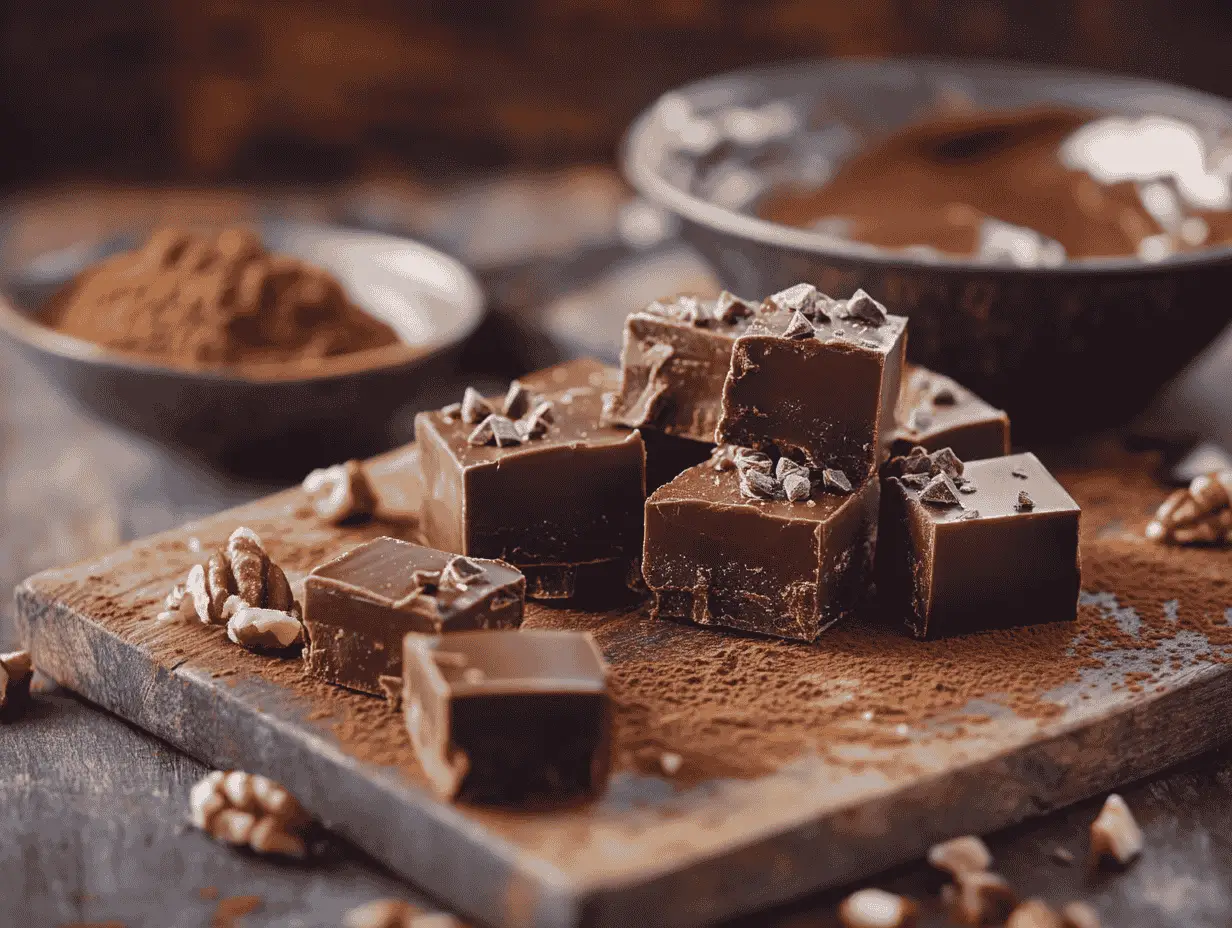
[460,387,493,425]
[739,469,781,501]
[781,311,815,340]
[765,283,822,317]
[713,290,754,324]
[441,555,486,589]
[930,447,964,478]
[518,400,555,439]
[920,473,962,507]
[899,473,930,490]
[439,401,462,422]
[842,288,888,326]
[734,448,773,475]
[1016,490,1035,512]
[467,414,523,447]
[775,456,810,482]
[782,473,811,502]
[822,468,853,494]
[502,380,531,418]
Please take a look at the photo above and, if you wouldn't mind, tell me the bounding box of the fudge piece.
[642,448,879,641]
[304,537,524,695]
[417,360,646,599]
[893,366,1011,460]
[403,630,611,803]
[879,450,1080,639]
[603,292,758,443]
[717,285,908,478]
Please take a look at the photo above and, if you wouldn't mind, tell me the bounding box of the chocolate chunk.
[782,473,812,502]
[303,538,525,696]
[734,448,774,475]
[877,452,1080,638]
[842,288,888,327]
[920,473,962,506]
[892,365,1011,461]
[781,310,815,340]
[460,387,493,425]
[765,282,826,318]
[739,468,781,500]
[468,414,522,448]
[899,446,933,475]
[517,400,555,440]
[823,468,853,494]
[644,461,879,641]
[899,473,931,490]
[402,630,610,803]
[418,360,646,600]
[930,447,965,478]
[713,290,754,323]
[502,380,532,418]
[775,456,810,482]
[676,295,708,325]
[1016,490,1035,511]
[959,482,978,494]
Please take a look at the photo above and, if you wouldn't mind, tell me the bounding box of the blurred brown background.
[4,0,1232,186]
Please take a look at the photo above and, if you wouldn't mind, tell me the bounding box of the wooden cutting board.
[16,437,1232,928]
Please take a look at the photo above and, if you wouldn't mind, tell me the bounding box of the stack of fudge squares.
[299,283,1081,805]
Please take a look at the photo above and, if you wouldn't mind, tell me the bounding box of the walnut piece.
[302,460,378,524]
[1146,469,1232,545]
[927,835,992,877]
[227,606,304,651]
[189,770,310,858]
[1060,901,1101,928]
[0,650,34,717]
[942,870,1017,926]
[184,527,299,626]
[155,583,196,624]
[838,888,918,928]
[1007,900,1062,928]
[1089,793,1143,867]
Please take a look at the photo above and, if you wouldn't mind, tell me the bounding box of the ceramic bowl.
[0,222,484,465]
[623,57,1232,437]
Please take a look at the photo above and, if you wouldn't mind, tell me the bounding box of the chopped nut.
[1089,793,1143,867]
[440,555,486,589]
[1146,469,1232,545]
[713,290,754,323]
[942,870,1017,926]
[1060,901,1101,928]
[227,606,305,652]
[838,887,918,928]
[823,468,853,494]
[189,770,310,858]
[842,288,888,327]
[927,835,992,876]
[302,460,378,524]
[0,650,34,716]
[156,582,195,624]
[460,387,492,424]
[782,310,816,339]
[1007,900,1062,928]
[920,473,962,507]
[1015,491,1036,512]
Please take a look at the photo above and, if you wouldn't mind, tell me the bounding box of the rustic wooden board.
[16,439,1232,928]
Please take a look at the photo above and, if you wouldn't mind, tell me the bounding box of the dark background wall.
[3,0,1232,186]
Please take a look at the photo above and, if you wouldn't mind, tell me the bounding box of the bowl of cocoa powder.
[0,223,484,464]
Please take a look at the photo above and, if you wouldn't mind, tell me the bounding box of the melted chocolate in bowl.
[758,105,1232,263]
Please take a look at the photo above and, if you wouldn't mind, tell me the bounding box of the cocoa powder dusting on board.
[42,226,398,367]
[24,441,1232,787]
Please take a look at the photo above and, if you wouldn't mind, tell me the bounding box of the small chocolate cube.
[893,366,1011,461]
[879,452,1080,638]
[642,455,879,641]
[304,537,524,695]
[604,293,758,443]
[402,630,611,803]
[716,288,907,479]
[418,360,647,599]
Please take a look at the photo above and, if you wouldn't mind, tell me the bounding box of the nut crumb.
[1007,900,1061,928]
[302,460,377,524]
[1089,793,1143,867]
[927,835,991,877]
[942,870,1017,926]
[189,770,310,858]
[227,607,305,652]
[838,888,917,928]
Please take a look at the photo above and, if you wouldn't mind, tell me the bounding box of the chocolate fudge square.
[417,360,646,600]
[642,452,879,641]
[880,451,1080,639]
[717,287,908,479]
[604,292,758,443]
[304,537,524,695]
[893,366,1011,461]
[403,629,611,803]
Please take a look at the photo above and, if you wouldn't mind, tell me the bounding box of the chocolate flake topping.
[1011,468,1029,479]
[739,468,780,501]
[782,473,811,502]
[930,447,964,478]
[899,473,931,490]
[441,555,486,589]
[920,473,962,507]
[713,290,754,324]
[518,400,555,439]
[460,387,493,425]
[822,468,853,494]
[502,380,531,418]
[1015,490,1035,512]
[439,401,462,422]
[775,456,809,483]
[958,482,978,494]
[766,283,822,316]
[467,414,523,447]
[734,448,773,475]
[782,311,815,340]
[842,288,888,327]
[900,446,933,475]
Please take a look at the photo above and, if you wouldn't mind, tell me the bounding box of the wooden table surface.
[3,181,1232,928]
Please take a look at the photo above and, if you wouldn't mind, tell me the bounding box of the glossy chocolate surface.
[893,365,1011,461]
[402,630,611,803]
[717,296,907,478]
[604,294,757,443]
[417,360,646,599]
[303,537,524,695]
[879,451,1081,639]
[642,456,879,641]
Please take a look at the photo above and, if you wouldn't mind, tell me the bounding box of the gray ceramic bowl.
[623,57,1232,437]
[0,222,484,464]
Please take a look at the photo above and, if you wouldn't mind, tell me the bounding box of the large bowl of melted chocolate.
[623,58,1232,436]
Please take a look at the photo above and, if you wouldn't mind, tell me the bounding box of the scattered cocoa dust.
[43,226,398,367]
[24,439,1232,791]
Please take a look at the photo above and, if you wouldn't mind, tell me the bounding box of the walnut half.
[302,460,377,524]
[184,527,299,626]
[189,770,311,858]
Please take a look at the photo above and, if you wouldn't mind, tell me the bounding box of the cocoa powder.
[44,227,398,367]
